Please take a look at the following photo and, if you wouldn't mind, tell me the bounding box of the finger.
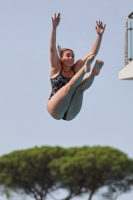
[96,21,99,26]
[97,20,102,27]
[100,22,103,28]
[57,17,61,22]
[57,13,60,18]
[97,21,101,26]
[103,24,106,29]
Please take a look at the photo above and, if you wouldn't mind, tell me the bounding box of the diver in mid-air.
[46,13,106,121]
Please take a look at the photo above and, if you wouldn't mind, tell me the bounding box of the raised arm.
[75,21,106,70]
[50,13,61,69]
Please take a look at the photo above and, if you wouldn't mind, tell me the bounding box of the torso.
[49,65,75,100]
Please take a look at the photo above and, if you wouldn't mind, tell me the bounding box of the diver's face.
[61,50,75,67]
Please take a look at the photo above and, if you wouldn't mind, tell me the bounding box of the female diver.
[46,13,106,121]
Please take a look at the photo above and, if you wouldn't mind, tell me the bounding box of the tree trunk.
[88,190,95,200]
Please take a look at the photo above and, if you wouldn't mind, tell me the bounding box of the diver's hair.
[57,44,74,58]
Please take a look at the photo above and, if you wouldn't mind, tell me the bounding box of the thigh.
[65,87,84,121]
[46,83,76,119]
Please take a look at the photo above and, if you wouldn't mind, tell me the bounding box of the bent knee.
[65,116,76,121]
[65,117,73,121]
[48,111,62,120]
[46,103,62,120]
[65,114,77,121]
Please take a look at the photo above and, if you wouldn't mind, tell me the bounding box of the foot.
[92,60,104,76]
[84,55,95,73]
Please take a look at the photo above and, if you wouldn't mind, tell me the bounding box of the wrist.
[52,25,57,30]
[97,33,103,37]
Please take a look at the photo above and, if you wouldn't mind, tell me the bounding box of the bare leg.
[76,59,104,91]
[46,55,95,119]
[65,60,104,120]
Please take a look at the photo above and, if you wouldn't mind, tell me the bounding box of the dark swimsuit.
[49,66,75,120]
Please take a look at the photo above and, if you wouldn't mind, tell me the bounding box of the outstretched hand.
[95,21,106,35]
[52,13,61,28]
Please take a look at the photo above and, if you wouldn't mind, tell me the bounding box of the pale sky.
[0,1,133,200]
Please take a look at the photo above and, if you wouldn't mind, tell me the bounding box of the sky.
[0,0,133,200]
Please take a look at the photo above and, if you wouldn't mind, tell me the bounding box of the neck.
[61,64,73,72]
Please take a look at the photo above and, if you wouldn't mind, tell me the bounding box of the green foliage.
[0,146,66,200]
[0,146,133,200]
[49,146,133,199]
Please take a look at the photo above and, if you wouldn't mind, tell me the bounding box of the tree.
[0,146,133,200]
[0,146,66,200]
[49,146,133,200]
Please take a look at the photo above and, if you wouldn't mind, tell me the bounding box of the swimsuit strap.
[72,66,75,75]
[60,63,63,74]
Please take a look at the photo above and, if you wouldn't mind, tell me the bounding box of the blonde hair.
[57,45,74,58]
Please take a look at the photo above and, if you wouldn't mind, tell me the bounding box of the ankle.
[90,71,96,77]
[79,66,86,74]
[83,64,90,73]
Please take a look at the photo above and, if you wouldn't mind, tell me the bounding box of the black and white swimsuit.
[49,66,75,120]
[49,66,75,100]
